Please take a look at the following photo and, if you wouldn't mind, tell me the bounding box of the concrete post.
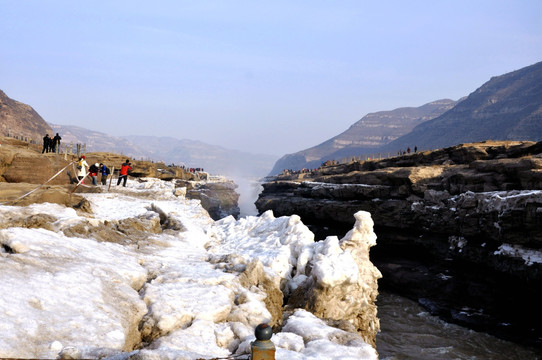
[251,323,275,360]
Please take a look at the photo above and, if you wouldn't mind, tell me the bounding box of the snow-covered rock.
[0,177,379,359]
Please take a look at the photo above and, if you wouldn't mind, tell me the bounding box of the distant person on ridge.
[76,156,89,183]
[117,159,132,187]
[42,134,51,153]
[88,163,99,186]
[99,163,110,185]
[52,133,62,153]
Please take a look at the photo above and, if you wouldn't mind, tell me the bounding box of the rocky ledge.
[256,140,542,347]
[177,178,240,220]
[0,136,240,220]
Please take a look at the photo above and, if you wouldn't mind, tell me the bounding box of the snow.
[311,236,359,287]
[0,178,378,359]
[494,243,542,266]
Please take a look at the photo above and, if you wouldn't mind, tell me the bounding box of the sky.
[1,1,542,156]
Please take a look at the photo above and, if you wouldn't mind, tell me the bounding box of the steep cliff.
[256,140,542,347]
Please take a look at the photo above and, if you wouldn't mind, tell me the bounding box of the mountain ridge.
[269,61,542,175]
[269,99,458,174]
[382,61,542,152]
[48,123,277,178]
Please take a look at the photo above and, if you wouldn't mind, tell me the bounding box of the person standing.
[88,163,99,186]
[117,159,132,187]
[52,133,62,153]
[42,134,51,153]
[99,163,110,185]
[76,156,89,183]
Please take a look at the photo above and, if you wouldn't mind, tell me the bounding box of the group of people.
[398,146,418,156]
[76,156,132,187]
[42,133,62,154]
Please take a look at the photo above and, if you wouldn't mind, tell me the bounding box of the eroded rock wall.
[177,179,241,220]
[256,141,542,347]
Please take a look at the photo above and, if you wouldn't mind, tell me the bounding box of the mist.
[225,175,262,217]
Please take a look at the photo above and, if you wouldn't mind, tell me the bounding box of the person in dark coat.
[99,163,110,185]
[88,163,100,186]
[52,133,62,153]
[42,134,51,153]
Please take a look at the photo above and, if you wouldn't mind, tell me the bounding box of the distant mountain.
[122,135,277,178]
[0,88,277,178]
[381,61,542,152]
[269,99,457,174]
[0,90,53,142]
[270,61,542,175]
[48,123,148,158]
[49,124,277,178]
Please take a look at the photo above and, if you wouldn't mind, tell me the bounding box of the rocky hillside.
[0,90,53,143]
[384,61,542,152]
[269,99,457,175]
[256,140,542,347]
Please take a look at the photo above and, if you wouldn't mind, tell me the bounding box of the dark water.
[376,291,542,360]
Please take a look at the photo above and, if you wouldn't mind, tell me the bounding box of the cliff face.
[0,90,53,142]
[177,179,241,220]
[256,140,542,347]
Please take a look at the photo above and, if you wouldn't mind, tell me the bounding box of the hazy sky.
[2,1,541,156]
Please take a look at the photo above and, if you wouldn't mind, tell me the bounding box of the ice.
[0,178,378,359]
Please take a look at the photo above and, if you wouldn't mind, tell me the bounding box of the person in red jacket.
[117,159,132,187]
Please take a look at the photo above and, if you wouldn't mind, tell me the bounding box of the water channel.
[376,291,541,359]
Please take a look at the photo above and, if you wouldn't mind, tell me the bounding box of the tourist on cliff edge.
[52,133,62,153]
[42,134,51,153]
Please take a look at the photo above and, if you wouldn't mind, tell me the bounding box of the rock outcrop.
[256,140,542,347]
[286,211,381,347]
[177,179,241,220]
